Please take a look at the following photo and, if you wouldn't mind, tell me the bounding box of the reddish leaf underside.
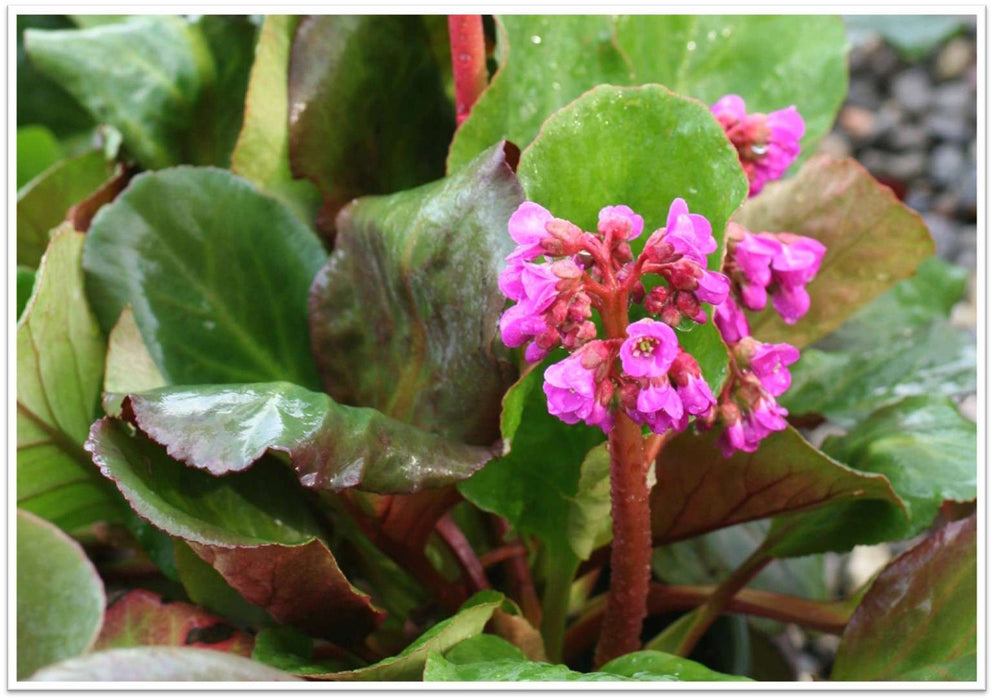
[95,589,254,656]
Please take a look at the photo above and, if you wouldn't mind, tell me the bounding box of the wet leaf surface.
[86,418,385,641]
[832,515,976,681]
[84,167,326,389]
[309,142,522,445]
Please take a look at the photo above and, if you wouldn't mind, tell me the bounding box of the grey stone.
[922,213,959,260]
[838,105,876,140]
[884,151,927,180]
[890,68,932,114]
[929,143,966,186]
[925,112,969,143]
[869,44,901,78]
[932,82,973,117]
[847,79,882,110]
[954,168,977,213]
[903,186,933,214]
[887,123,929,151]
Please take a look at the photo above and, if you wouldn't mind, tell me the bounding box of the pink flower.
[749,342,800,397]
[508,201,554,260]
[498,256,527,301]
[743,397,788,446]
[771,284,811,325]
[771,237,825,287]
[733,232,781,310]
[663,198,717,265]
[499,303,547,349]
[629,379,685,434]
[695,270,730,306]
[620,318,679,378]
[598,204,644,241]
[714,297,750,344]
[543,353,607,429]
[712,95,805,196]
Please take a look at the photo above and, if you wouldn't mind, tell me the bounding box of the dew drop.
[751,144,768,156]
[686,40,697,50]
[707,30,717,41]
[721,26,732,37]
[530,35,542,44]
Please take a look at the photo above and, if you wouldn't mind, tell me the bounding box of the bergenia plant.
[15,12,976,685]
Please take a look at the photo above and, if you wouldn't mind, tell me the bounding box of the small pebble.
[932,82,973,117]
[838,105,876,140]
[936,37,974,80]
[925,112,969,142]
[818,131,853,159]
[922,212,959,259]
[930,143,966,186]
[891,68,932,114]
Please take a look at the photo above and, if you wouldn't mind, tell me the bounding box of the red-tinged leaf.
[650,426,903,545]
[832,515,977,681]
[66,163,134,232]
[86,418,385,643]
[95,589,254,656]
[732,155,934,348]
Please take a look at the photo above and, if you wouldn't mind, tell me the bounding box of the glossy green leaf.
[16,266,35,321]
[123,382,495,493]
[30,647,300,681]
[17,228,124,531]
[86,418,385,641]
[94,589,254,656]
[287,15,453,218]
[784,257,975,426]
[251,627,350,676]
[517,85,747,391]
[309,142,522,445]
[230,15,320,223]
[17,510,105,679]
[16,16,93,137]
[17,149,110,267]
[17,125,63,188]
[653,520,827,601]
[424,635,750,681]
[295,591,505,680]
[84,167,326,389]
[446,15,631,172]
[650,426,902,545]
[733,156,934,348]
[767,397,976,558]
[459,364,607,562]
[173,540,273,630]
[846,15,968,59]
[832,515,976,681]
[25,17,213,169]
[615,16,848,161]
[102,306,167,416]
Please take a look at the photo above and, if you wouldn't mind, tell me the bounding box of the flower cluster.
[708,224,825,455]
[499,199,727,437]
[712,94,804,197]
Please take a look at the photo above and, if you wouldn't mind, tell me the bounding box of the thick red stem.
[448,16,488,126]
[592,286,652,667]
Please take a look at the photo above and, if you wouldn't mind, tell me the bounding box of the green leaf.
[16,266,35,321]
[123,382,495,493]
[17,149,110,267]
[29,647,300,681]
[102,306,167,416]
[653,520,827,601]
[230,15,320,223]
[650,426,902,545]
[446,15,631,172]
[784,257,975,426]
[459,364,607,562]
[287,15,453,217]
[17,125,63,188]
[615,15,848,162]
[424,635,750,681]
[86,418,385,642]
[832,515,976,681]
[16,16,93,137]
[84,167,326,389]
[517,84,747,392]
[25,17,214,169]
[17,227,124,531]
[173,540,273,630]
[17,510,105,679]
[733,156,934,348]
[94,589,254,656]
[280,591,505,680]
[190,16,258,168]
[309,141,522,445]
[767,397,976,558]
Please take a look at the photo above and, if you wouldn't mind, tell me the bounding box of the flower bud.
[542,218,584,256]
[675,291,702,320]
[661,304,683,327]
[645,285,669,314]
[665,259,701,291]
[551,258,582,280]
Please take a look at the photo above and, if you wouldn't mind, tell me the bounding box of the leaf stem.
[540,551,579,663]
[436,514,490,592]
[674,549,773,657]
[447,15,488,126]
[493,517,542,627]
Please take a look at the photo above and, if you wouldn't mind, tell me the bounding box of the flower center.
[632,337,658,358]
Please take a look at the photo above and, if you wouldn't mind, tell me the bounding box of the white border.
[6,2,986,694]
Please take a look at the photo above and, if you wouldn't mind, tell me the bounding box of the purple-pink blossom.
[661,198,717,265]
[748,341,800,397]
[508,201,554,260]
[598,204,644,241]
[712,94,805,196]
[714,296,750,345]
[543,353,609,430]
[620,319,679,378]
[629,379,685,433]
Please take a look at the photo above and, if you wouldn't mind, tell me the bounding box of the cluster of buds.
[712,94,805,197]
[499,199,727,437]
